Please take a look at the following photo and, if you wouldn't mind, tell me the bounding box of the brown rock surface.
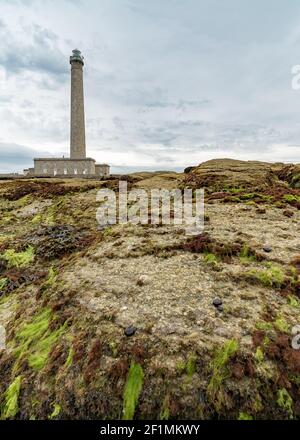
[183,158,292,191]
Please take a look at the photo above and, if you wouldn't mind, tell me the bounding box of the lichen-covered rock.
[0,171,300,420]
[183,158,286,191]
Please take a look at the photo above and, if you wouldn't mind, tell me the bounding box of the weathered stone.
[283,209,294,218]
[263,245,272,253]
[137,275,151,286]
[124,326,137,337]
[214,327,231,337]
[212,298,222,307]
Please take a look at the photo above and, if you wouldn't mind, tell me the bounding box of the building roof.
[34,158,96,162]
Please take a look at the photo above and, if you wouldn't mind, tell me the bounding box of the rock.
[256,208,266,214]
[241,335,253,347]
[241,293,257,301]
[212,298,222,307]
[124,326,137,337]
[263,245,272,253]
[183,159,286,192]
[199,391,206,403]
[137,275,151,286]
[188,332,199,339]
[216,305,224,312]
[214,327,231,337]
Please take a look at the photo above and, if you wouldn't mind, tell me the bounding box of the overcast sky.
[1,0,300,173]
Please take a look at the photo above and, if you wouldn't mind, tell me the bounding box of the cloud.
[1,0,300,173]
[0,21,68,80]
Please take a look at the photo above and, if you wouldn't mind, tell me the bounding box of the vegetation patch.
[203,253,218,266]
[239,244,257,264]
[245,263,285,288]
[0,278,8,292]
[49,403,61,420]
[1,246,35,268]
[182,233,243,262]
[65,346,74,368]
[254,347,264,363]
[207,339,238,408]
[1,375,22,420]
[274,315,290,333]
[26,225,97,260]
[291,173,300,188]
[2,181,99,202]
[41,267,57,291]
[160,395,171,420]
[287,295,299,308]
[238,412,253,420]
[14,308,68,371]
[186,353,197,377]
[277,388,293,419]
[283,194,300,204]
[122,362,144,420]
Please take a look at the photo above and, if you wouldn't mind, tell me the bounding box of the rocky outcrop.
[183,158,291,191]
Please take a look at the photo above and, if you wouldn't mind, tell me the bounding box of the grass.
[227,187,244,194]
[49,403,61,420]
[283,194,300,203]
[238,412,253,420]
[31,214,43,224]
[287,295,299,308]
[291,173,300,188]
[239,193,255,200]
[31,200,62,227]
[65,346,73,368]
[203,253,218,266]
[247,263,285,288]
[0,278,8,292]
[277,388,293,419]
[239,244,256,264]
[256,316,290,334]
[160,395,170,420]
[255,321,273,331]
[43,267,57,290]
[186,353,197,377]
[1,246,35,268]
[14,308,67,371]
[274,315,290,333]
[1,376,22,420]
[207,339,238,407]
[0,294,12,307]
[122,362,144,420]
[254,347,264,363]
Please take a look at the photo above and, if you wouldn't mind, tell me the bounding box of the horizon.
[1,0,300,173]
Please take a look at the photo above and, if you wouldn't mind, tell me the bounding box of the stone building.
[29,49,110,178]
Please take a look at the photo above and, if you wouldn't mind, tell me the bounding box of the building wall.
[34,159,95,176]
[95,164,110,177]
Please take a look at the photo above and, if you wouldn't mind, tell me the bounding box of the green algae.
[1,376,22,420]
[122,362,144,420]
